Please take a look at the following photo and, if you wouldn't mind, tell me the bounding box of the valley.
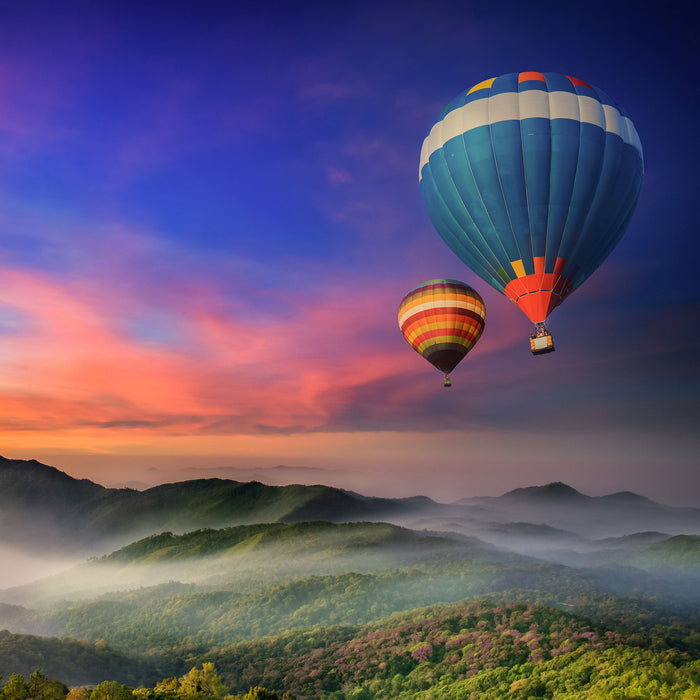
[1,457,699,698]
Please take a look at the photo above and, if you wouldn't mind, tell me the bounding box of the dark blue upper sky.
[0,0,698,505]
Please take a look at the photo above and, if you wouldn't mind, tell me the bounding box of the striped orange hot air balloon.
[398,279,486,387]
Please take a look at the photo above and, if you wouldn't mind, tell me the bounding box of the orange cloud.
[0,265,419,443]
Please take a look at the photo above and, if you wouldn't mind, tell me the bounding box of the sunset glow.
[0,1,697,506]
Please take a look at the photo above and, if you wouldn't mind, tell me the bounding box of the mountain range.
[0,456,433,554]
[0,456,699,695]
[2,456,699,558]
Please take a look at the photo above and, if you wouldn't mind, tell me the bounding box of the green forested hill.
[0,630,166,687]
[0,521,507,607]
[4,524,699,659]
[2,458,700,699]
[0,520,544,649]
[2,600,700,698]
[0,523,698,698]
[206,600,700,698]
[630,534,700,574]
[100,521,475,565]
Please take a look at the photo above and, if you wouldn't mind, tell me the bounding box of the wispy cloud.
[299,80,371,106]
[0,241,418,437]
[0,0,696,509]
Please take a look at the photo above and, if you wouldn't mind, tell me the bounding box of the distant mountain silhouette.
[0,456,105,503]
[455,482,673,509]
[0,457,109,551]
[500,482,589,501]
[597,531,670,547]
[599,491,656,505]
[2,457,699,557]
[0,457,440,554]
[450,481,700,539]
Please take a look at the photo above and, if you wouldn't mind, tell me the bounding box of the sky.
[0,0,698,506]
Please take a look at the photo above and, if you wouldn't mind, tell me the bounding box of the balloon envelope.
[419,72,644,324]
[398,279,486,378]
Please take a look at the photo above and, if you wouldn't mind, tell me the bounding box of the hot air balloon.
[398,279,486,386]
[419,72,644,354]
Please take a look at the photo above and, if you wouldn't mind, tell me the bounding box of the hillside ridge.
[2,457,699,556]
[0,457,439,554]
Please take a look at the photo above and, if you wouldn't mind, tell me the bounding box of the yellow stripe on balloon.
[467,77,496,94]
[511,259,526,278]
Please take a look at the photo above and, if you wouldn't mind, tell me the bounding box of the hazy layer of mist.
[0,544,84,589]
[1,463,699,660]
[0,524,494,607]
[0,513,697,662]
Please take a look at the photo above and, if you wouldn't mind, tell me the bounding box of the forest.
[1,601,700,699]
[1,460,699,699]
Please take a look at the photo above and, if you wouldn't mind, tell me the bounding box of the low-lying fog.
[0,544,84,589]
[2,481,699,616]
[2,518,698,609]
[0,525,491,607]
[0,515,697,657]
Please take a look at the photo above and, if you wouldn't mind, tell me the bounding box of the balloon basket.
[530,324,555,355]
[530,334,554,354]
[443,376,452,388]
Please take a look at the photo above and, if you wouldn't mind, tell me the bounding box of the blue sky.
[0,0,698,505]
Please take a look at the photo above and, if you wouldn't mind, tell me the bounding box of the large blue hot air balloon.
[419,72,644,354]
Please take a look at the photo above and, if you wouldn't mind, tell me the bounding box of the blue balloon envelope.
[419,72,644,341]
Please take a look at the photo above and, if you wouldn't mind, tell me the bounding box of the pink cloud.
[327,167,353,184]
[0,62,82,161]
[0,259,420,437]
[299,81,370,105]
[109,76,282,187]
[342,136,414,176]
[292,53,371,110]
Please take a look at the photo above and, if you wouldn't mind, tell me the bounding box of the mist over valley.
[1,456,699,697]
